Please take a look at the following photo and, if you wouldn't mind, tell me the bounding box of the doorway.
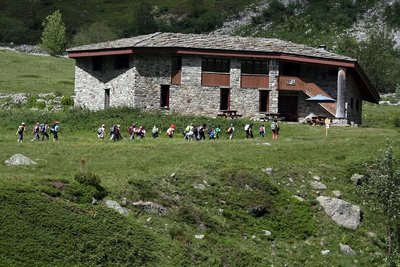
[104,89,110,109]
[220,88,230,110]
[160,85,170,108]
[259,90,269,112]
[278,94,298,121]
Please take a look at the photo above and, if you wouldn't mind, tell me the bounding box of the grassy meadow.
[0,107,399,266]
[0,50,74,96]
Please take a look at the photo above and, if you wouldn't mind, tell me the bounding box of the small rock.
[263,230,272,236]
[262,142,271,146]
[262,167,274,175]
[350,173,364,185]
[321,250,330,255]
[292,195,305,202]
[244,184,252,190]
[218,208,224,213]
[249,206,267,217]
[332,190,342,198]
[310,181,327,190]
[91,198,98,205]
[170,173,176,181]
[366,231,377,238]
[289,178,294,183]
[195,234,204,239]
[313,176,321,181]
[146,217,152,222]
[132,201,167,216]
[193,184,206,190]
[339,243,356,256]
[105,200,129,216]
[5,154,37,166]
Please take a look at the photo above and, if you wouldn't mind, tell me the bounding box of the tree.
[365,141,400,266]
[39,10,66,56]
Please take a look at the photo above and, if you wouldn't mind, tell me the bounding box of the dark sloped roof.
[67,32,356,62]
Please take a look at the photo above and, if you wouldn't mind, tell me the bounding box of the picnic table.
[259,112,281,121]
[306,115,327,126]
[217,110,243,119]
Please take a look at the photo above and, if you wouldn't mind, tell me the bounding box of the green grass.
[0,50,74,96]
[0,107,398,266]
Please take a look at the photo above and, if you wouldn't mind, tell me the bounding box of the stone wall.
[74,56,136,110]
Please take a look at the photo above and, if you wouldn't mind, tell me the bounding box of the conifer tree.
[39,10,66,56]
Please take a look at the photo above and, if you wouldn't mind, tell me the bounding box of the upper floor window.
[114,55,129,69]
[92,57,103,71]
[241,60,269,74]
[172,56,182,71]
[281,62,300,76]
[202,58,230,73]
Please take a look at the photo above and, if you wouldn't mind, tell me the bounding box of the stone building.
[67,32,379,125]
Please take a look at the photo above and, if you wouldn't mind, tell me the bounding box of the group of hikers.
[15,119,280,143]
[16,121,60,143]
[97,120,281,141]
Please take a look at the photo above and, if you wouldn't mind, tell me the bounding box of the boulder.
[317,196,361,230]
[5,154,37,166]
[310,181,327,190]
[132,201,167,216]
[339,243,356,256]
[105,200,129,216]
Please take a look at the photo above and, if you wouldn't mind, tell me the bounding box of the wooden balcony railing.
[201,72,230,87]
[241,74,269,88]
[279,75,336,116]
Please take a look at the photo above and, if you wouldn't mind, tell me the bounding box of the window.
[114,55,129,69]
[220,88,230,110]
[92,57,103,71]
[281,62,300,76]
[259,90,269,112]
[172,56,182,71]
[202,58,230,73]
[104,89,110,109]
[241,60,269,74]
[160,85,170,108]
[350,97,354,108]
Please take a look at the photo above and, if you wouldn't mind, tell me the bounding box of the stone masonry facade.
[74,53,362,123]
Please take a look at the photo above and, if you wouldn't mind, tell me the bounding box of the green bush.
[60,96,73,106]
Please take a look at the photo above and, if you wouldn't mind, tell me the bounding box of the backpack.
[40,124,46,133]
[109,126,115,134]
[244,124,250,131]
[17,126,24,134]
[227,127,233,134]
[259,126,264,133]
[97,127,102,135]
[270,123,277,131]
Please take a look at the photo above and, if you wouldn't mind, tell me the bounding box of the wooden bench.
[259,112,281,121]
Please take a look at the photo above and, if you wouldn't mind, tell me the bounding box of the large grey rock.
[5,154,37,166]
[317,196,361,230]
[311,181,327,190]
[105,200,129,216]
[132,201,167,215]
[339,243,356,256]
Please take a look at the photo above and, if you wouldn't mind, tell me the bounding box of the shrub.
[61,96,73,106]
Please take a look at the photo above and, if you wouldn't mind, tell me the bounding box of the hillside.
[0,107,399,266]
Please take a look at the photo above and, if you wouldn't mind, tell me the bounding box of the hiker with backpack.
[270,120,280,139]
[50,121,60,141]
[184,124,194,141]
[227,124,235,140]
[244,123,254,139]
[16,122,26,143]
[166,124,175,138]
[259,124,266,138]
[151,125,159,138]
[40,123,49,141]
[97,124,105,140]
[31,122,41,142]
[215,125,221,139]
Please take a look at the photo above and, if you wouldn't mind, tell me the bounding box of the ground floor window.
[220,88,230,110]
[259,90,269,112]
[104,89,110,109]
[160,85,170,108]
